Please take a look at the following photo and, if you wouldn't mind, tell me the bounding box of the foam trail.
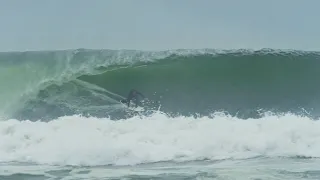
[0,112,320,166]
[74,79,127,100]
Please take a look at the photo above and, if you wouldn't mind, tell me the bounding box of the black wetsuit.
[121,89,144,107]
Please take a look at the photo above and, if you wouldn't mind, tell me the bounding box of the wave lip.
[0,112,319,166]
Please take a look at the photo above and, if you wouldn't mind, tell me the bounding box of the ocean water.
[1,48,320,179]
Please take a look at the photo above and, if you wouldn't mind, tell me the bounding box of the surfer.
[120,89,145,107]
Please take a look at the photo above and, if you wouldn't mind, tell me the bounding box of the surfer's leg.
[134,98,141,107]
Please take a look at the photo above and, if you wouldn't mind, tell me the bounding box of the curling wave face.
[0,48,320,120]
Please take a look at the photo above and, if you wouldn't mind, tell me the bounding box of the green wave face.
[1,49,320,120]
[79,52,320,118]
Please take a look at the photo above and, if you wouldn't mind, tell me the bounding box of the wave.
[0,112,320,166]
[0,48,320,120]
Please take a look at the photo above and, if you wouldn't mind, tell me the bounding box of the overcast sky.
[0,0,319,51]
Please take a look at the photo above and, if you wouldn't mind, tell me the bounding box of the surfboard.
[119,101,145,112]
[127,106,144,112]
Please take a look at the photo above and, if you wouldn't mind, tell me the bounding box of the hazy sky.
[1,0,319,51]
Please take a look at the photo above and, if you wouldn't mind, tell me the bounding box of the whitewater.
[1,48,320,179]
[2,112,320,179]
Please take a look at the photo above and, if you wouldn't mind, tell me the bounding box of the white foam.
[0,112,319,166]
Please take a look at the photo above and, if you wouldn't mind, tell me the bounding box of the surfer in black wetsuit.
[120,89,145,107]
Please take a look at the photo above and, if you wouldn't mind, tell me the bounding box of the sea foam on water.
[0,112,319,166]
